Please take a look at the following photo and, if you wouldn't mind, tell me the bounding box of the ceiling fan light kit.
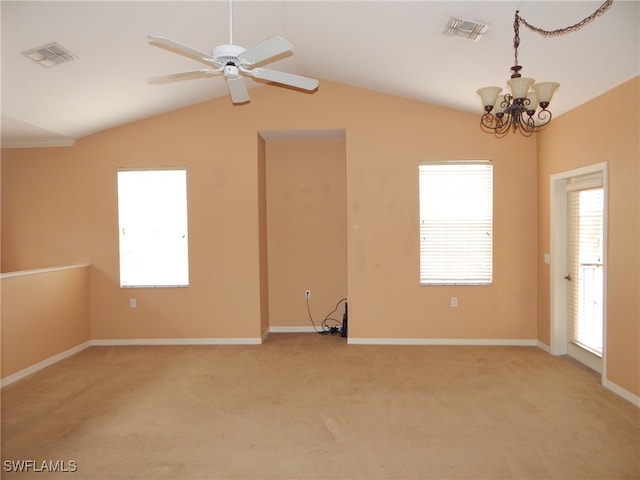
[147,0,318,104]
[477,0,613,137]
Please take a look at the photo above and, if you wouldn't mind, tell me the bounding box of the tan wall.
[257,136,269,337]
[537,76,640,397]
[1,80,537,343]
[1,265,90,379]
[265,137,347,328]
[343,102,538,340]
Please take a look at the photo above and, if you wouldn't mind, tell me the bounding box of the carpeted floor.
[1,333,639,479]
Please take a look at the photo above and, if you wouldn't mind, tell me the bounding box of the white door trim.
[549,162,608,380]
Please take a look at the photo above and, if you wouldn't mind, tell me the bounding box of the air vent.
[443,17,488,42]
[22,42,77,68]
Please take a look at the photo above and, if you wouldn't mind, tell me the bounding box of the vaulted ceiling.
[2,1,638,148]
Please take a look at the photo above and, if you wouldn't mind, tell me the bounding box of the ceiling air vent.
[443,17,488,42]
[22,42,77,68]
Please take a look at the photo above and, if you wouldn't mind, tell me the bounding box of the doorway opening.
[257,129,347,338]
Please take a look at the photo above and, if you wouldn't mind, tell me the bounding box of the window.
[419,161,493,285]
[117,169,189,287]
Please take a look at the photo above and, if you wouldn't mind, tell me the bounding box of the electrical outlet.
[305,290,311,299]
[129,298,137,309]
[450,297,458,308]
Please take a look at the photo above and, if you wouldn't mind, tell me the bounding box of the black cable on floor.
[306,296,347,335]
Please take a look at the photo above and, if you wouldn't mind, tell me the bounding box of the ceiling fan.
[147,1,318,104]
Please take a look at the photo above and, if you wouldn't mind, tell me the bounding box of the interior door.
[565,174,604,372]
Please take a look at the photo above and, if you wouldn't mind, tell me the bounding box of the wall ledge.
[1,264,90,279]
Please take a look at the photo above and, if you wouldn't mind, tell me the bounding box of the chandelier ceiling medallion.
[477,0,614,137]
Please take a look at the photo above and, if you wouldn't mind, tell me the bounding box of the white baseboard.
[347,338,538,346]
[1,341,92,388]
[537,341,551,353]
[261,329,270,343]
[4,335,636,408]
[90,338,262,346]
[268,326,318,333]
[603,379,640,407]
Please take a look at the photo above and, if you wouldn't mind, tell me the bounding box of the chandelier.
[477,1,614,137]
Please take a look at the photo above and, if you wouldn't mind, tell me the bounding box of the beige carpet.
[1,333,639,479]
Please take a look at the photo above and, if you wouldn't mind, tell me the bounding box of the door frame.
[549,162,608,378]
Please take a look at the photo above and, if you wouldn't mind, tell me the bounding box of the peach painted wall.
[257,136,269,338]
[341,95,537,340]
[265,137,347,329]
[1,80,537,342]
[537,76,640,397]
[1,265,90,379]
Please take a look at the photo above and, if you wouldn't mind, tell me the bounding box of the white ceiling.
[2,1,638,148]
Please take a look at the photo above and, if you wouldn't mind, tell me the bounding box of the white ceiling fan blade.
[250,68,319,91]
[238,36,293,65]
[147,69,221,83]
[148,35,215,65]
[227,77,250,104]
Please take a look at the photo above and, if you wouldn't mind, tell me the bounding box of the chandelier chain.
[513,12,521,66]
[479,0,614,137]
[517,0,614,37]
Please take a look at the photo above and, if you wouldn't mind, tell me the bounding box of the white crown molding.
[1,139,76,149]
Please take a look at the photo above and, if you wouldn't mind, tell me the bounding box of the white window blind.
[566,175,604,356]
[117,169,189,288]
[419,161,493,285]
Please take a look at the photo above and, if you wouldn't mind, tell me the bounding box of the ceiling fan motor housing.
[212,44,247,67]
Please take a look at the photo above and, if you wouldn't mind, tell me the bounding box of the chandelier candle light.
[477,0,613,137]
[477,11,558,137]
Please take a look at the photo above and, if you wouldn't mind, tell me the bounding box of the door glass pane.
[567,187,604,356]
